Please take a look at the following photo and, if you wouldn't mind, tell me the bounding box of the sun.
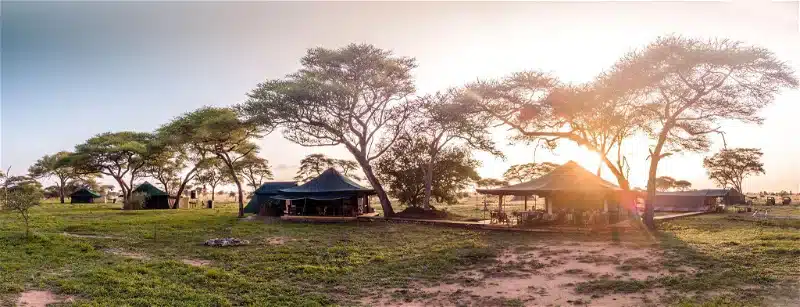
[552,143,603,172]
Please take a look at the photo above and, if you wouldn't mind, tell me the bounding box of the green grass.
[1,204,799,306]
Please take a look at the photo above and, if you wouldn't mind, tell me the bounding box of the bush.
[124,192,148,210]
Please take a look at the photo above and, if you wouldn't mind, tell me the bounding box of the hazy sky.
[2,1,799,193]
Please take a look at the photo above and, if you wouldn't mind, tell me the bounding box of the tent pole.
[524,195,528,211]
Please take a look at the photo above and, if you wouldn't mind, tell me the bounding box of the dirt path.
[364,241,690,306]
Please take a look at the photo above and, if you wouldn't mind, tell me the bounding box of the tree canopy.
[703,148,765,192]
[503,162,560,184]
[65,132,156,204]
[158,107,261,216]
[240,44,417,217]
[294,154,361,183]
[376,135,480,207]
[598,36,798,228]
[412,88,499,209]
[28,151,84,203]
[234,154,273,191]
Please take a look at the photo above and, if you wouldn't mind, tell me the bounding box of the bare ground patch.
[364,241,687,306]
[62,232,117,239]
[16,290,73,307]
[182,259,212,267]
[103,248,149,260]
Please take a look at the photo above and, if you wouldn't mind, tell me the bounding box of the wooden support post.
[498,195,503,211]
[524,195,528,211]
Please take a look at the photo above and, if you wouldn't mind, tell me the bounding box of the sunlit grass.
[1,203,798,306]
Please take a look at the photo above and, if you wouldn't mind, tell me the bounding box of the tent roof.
[254,182,298,195]
[279,168,374,195]
[657,188,741,197]
[132,181,168,197]
[70,187,102,198]
[476,161,621,196]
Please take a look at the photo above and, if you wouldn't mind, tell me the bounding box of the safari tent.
[131,182,171,209]
[243,181,298,216]
[653,188,746,212]
[274,168,375,220]
[70,187,102,203]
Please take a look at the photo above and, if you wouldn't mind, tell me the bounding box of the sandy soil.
[16,290,72,307]
[364,241,690,306]
[62,232,117,239]
[103,248,149,260]
[182,259,212,267]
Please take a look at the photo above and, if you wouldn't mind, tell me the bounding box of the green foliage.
[28,151,84,203]
[233,154,273,191]
[1,178,44,237]
[240,44,419,216]
[66,131,156,201]
[502,162,559,184]
[703,148,765,192]
[158,106,262,215]
[294,154,361,183]
[376,135,480,207]
[475,178,509,188]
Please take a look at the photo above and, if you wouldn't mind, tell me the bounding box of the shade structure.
[70,187,102,204]
[131,181,170,209]
[476,161,621,197]
[243,181,298,215]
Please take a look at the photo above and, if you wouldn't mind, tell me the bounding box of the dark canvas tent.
[275,168,375,217]
[653,188,746,212]
[244,181,298,216]
[131,182,171,209]
[70,187,102,203]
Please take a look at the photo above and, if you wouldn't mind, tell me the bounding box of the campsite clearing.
[2,204,799,306]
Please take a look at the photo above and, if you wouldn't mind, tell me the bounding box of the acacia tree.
[28,151,85,203]
[463,72,641,191]
[503,162,560,184]
[147,128,216,209]
[413,89,499,210]
[1,173,44,237]
[194,159,230,202]
[294,154,361,182]
[235,154,273,191]
[376,135,481,207]
[602,36,798,228]
[66,132,155,204]
[144,144,184,196]
[674,180,692,191]
[159,107,261,216]
[475,178,509,188]
[655,176,676,192]
[240,44,416,217]
[703,148,765,192]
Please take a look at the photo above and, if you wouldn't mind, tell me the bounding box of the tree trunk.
[352,153,394,217]
[171,168,198,209]
[233,178,244,217]
[59,184,65,204]
[422,161,434,210]
[645,157,659,230]
[211,186,216,201]
[644,133,668,230]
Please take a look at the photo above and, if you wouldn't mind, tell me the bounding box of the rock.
[204,237,250,247]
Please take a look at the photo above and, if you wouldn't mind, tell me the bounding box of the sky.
[1,1,799,193]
